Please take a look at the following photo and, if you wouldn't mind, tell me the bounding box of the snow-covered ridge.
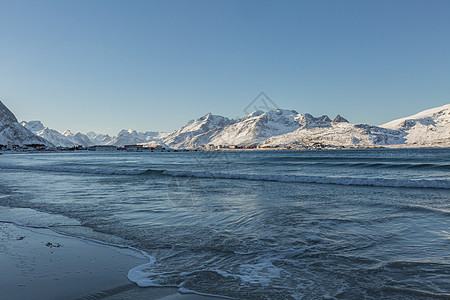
[100,129,168,147]
[20,123,169,148]
[162,113,237,149]
[0,101,52,146]
[21,120,45,133]
[19,119,170,148]
[380,104,450,146]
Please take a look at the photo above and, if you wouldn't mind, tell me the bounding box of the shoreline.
[0,221,220,300]
[1,145,449,156]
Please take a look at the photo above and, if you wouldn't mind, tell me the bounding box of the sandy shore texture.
[0,222,220,300]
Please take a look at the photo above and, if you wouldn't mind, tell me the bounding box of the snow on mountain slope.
[21,120,45,133]
[162,109,384,148]
[61,130,93,147]
[20,122,98,147]
[260,121,406,148]
[210,109,302,146]
[21,122,93,147]
[35,128,78,148]
[86,132,113,145]
[73,132,92,147]
[108,129,146,146]
[15,103,449,149]
[107,129,166,146]
[163,113,236,149]
[21,121,166,147]
[0,101,52,146]
[380,103,450,146]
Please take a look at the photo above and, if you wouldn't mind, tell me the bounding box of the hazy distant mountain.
[21,121,77,147]
[21,120,45,133]
[86,131,113,145]
[380,104,450,147]
[61,130,93,147]
[106,129,164,147]
[0,101,52,146]
[20,121,168,148]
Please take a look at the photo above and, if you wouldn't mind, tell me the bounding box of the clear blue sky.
[1,0,449,135]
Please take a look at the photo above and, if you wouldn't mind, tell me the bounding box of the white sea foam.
[237,261,283,285]
[127,261,163,287]
[178,288,236,299]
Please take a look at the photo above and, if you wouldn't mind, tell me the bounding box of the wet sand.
[0,222,219,300]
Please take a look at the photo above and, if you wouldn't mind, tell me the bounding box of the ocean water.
[0,149,449,299]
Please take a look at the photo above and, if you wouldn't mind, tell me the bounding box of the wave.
[266,161,450,171]
[0,163,146,175]
[260,156,425,163]
[161,170,450,189]
[1,163,449,189]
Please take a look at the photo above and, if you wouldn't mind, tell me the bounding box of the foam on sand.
[0,222,220,300]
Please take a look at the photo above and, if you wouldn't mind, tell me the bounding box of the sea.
[0,148,449,299]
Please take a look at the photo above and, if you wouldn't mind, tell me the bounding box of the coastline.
[0,222,219,300]
[0,144,449,157]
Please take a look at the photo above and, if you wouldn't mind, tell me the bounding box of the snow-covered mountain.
[162,109,391,149]
[21,121,81,147]
[38,128,79,148]
[207,109,406,148]
[86,132,113,145]
[16,102,450,149]
[20,122,97,147]
[380,104,450,147]
[106,129,166,147]
[21,120,168,147]
[0,101,52,146]
[165,105,450,149]
[210,109,301,146]
[260,121,406,148]
[21,120,45,133]
[61,130,93,147]
[163,113,237,149]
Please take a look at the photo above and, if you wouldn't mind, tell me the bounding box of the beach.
[0,222,218,300]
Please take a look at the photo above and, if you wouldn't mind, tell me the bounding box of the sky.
[1,0,450,135]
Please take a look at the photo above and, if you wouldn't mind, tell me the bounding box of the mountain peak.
[0,100,19,123]
[333,115,349,123]
[21,120,45,133]
[63,130,73,137]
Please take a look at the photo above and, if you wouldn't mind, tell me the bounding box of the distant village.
[0,142,386,153]
[0,144,168,152]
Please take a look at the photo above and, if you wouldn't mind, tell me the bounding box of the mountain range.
[1,100,449,149]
